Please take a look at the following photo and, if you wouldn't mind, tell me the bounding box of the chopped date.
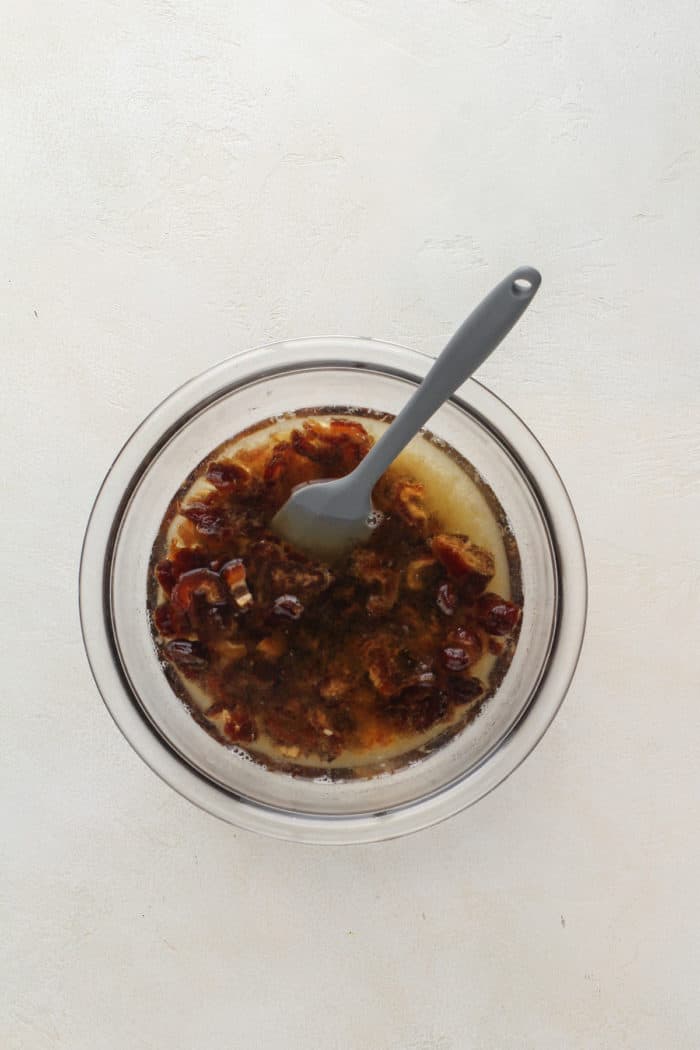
[155,548,206,594]
[441,646,470,672]
[265,699,347,760]
[349,548,387,585]
[392,479,428,526]
[291,418,371,475]
[206,460,251,491]
[272,595,304,620]
[318,676,351,701]
[171,548,207,574]
[327,418,372,444]
[249,538,287,562]
[391,685,449,733]
[411,691,449,732]
[214,640,247,665]
[270,562,333,598]
[221,559,254,609]
[350,549,400,615]
[153,601,189,638]
[155,559,177,594]
[171,568,227,611]
[366,641,432,698]
[366,587,399,616]
[308,705,344,755]
[444,625,483,668]
[405,555,439,591]
[263,442,294,483]
[164,639,208,674]
[413,663,437,686]
[256,633,288,661]
[431,534,495,591]
[206,700,257,742]
[226,714,257,743]
[474,593,521,635]
[436,581,458,615]
[291,428,327,462]
[189,595,231,636]
[367,648,403,698]
[444,675,483,706]
[263,442,317,492]
[181,501,230,537]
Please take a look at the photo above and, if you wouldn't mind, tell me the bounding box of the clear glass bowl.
[80,338,587,843]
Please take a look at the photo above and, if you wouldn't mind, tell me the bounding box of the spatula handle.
[353,266,541,489]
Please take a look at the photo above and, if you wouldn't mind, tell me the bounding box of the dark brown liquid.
[148,415,521,778]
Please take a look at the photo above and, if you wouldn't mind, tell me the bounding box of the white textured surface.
[2,2,699,1047]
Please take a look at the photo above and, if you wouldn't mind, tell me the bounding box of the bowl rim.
[79,336,587,844]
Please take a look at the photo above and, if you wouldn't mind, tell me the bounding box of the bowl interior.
[109,356,558,819]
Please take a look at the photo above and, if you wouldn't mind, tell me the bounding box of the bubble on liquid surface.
[366,510,384,530]
[228,745,254,762]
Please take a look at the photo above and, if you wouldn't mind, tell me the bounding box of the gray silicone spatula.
[272,266,541,560]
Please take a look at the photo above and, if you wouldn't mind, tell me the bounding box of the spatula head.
[271,475,376,561]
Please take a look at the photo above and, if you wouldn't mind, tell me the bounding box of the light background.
[2,2,699,1047]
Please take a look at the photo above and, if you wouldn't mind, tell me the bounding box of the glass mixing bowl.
[80,338,586,843]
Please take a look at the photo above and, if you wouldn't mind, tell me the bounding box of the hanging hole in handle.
[512,277,533,297]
